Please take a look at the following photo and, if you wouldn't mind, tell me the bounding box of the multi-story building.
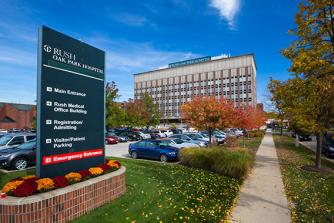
[133,54,257,123]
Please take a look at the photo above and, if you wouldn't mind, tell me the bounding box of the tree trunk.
[280,126,283,135]
[295,133,299,147]
[208,129,212,146]
[315,133,323,169]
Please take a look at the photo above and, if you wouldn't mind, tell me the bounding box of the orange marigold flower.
[36,178,55,192]
[88,167,104,176]
[65,172,82,183]
[2,180,24,194]
[107,160,120,169]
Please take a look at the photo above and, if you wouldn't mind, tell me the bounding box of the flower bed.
[1,159,121,197]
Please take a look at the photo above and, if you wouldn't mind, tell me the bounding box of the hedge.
[179,147,253,179]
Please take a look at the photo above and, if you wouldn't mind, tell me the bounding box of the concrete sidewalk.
[231,133,291,223]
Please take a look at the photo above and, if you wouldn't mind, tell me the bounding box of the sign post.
[37,26,105,178]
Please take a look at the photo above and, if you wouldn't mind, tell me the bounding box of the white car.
[160,138,199,149]
[138,131,151,139]
[152,130,166,138]
[161,130,173,137]
[0,129,8,134]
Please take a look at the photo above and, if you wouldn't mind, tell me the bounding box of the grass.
[0,168,35,188]
[72,158,240,223]
[273,135,334,223]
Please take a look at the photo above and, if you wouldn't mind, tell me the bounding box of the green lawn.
[72,158,240,223]
[273,135,334,223]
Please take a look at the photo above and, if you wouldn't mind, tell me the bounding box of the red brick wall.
[0,103,36,130]
[0,167,126,223]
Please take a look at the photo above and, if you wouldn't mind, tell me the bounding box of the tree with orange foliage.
[234,106,266,131]
[181,96,235,145]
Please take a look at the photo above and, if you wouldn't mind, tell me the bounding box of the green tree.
[282,0,334,78]
[269,77,334,168]
[279,0,334,169]
[105,81,126,129]
[142,93,161,129]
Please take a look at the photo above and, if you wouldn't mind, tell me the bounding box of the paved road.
[231,132,291,223]
[105,141,134,158]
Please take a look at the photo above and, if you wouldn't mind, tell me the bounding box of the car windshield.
[17,141,35,150]
[0,135,12,146]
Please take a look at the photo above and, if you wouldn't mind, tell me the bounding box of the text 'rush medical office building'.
[133,54,257,122]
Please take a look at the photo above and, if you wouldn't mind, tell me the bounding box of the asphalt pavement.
[105,141,134,158]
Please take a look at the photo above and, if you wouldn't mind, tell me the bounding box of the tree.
[181,96,235,145]
[105,81,126,128]
[278,0,334,169]
[124,99,149,127]
[142,93,161,129]
[269,77,334,168]
[282,0,334,79]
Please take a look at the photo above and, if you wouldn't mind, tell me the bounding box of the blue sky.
[0,0,299,108]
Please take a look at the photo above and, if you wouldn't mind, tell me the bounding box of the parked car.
[185,133,209,142]
[138,131,151,139]
[105,133,118,144]
[322,133,334,158]
[0,139,36,170]
[161,130,173,137]
[168,134,208,147]
[129,139,179,162]
[8,128,21,133]
[161,138,199,149]
[171,129,183,134]
[115,134,128,143]
[0,133,36,150]
[200,130,226,144]
[298,134,312,141]
[0,129,8,134]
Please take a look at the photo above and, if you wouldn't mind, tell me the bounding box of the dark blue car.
[128,139,179,162]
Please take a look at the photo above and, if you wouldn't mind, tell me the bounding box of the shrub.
[77,170,92,180]
[248,130,265,138]
[2,180,24,194]
[225,136,238,147]
[179,147,253,179]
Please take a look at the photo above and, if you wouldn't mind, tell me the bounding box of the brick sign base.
[0,166,126,223]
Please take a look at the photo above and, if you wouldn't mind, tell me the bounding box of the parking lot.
[105,141,133,159]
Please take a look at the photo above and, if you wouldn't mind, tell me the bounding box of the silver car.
[0,133,36,150]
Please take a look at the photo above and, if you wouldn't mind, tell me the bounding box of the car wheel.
[160,154,168,162]
[12,158,28,170]
[131,151,138,159]
[105,140,109,144]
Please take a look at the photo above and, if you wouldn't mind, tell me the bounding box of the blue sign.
[168,56,211,68]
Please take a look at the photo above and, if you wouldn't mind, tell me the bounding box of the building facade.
[0,102,36,130]
[134,54,257,122]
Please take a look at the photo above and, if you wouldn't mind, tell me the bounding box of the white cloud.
[209,0,240,28]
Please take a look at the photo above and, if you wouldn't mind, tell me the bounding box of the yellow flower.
[2,180,24,194]
[36,178,55,191]
[88,167,104,176]
[107,160,120,169]
[65,172,82,183]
